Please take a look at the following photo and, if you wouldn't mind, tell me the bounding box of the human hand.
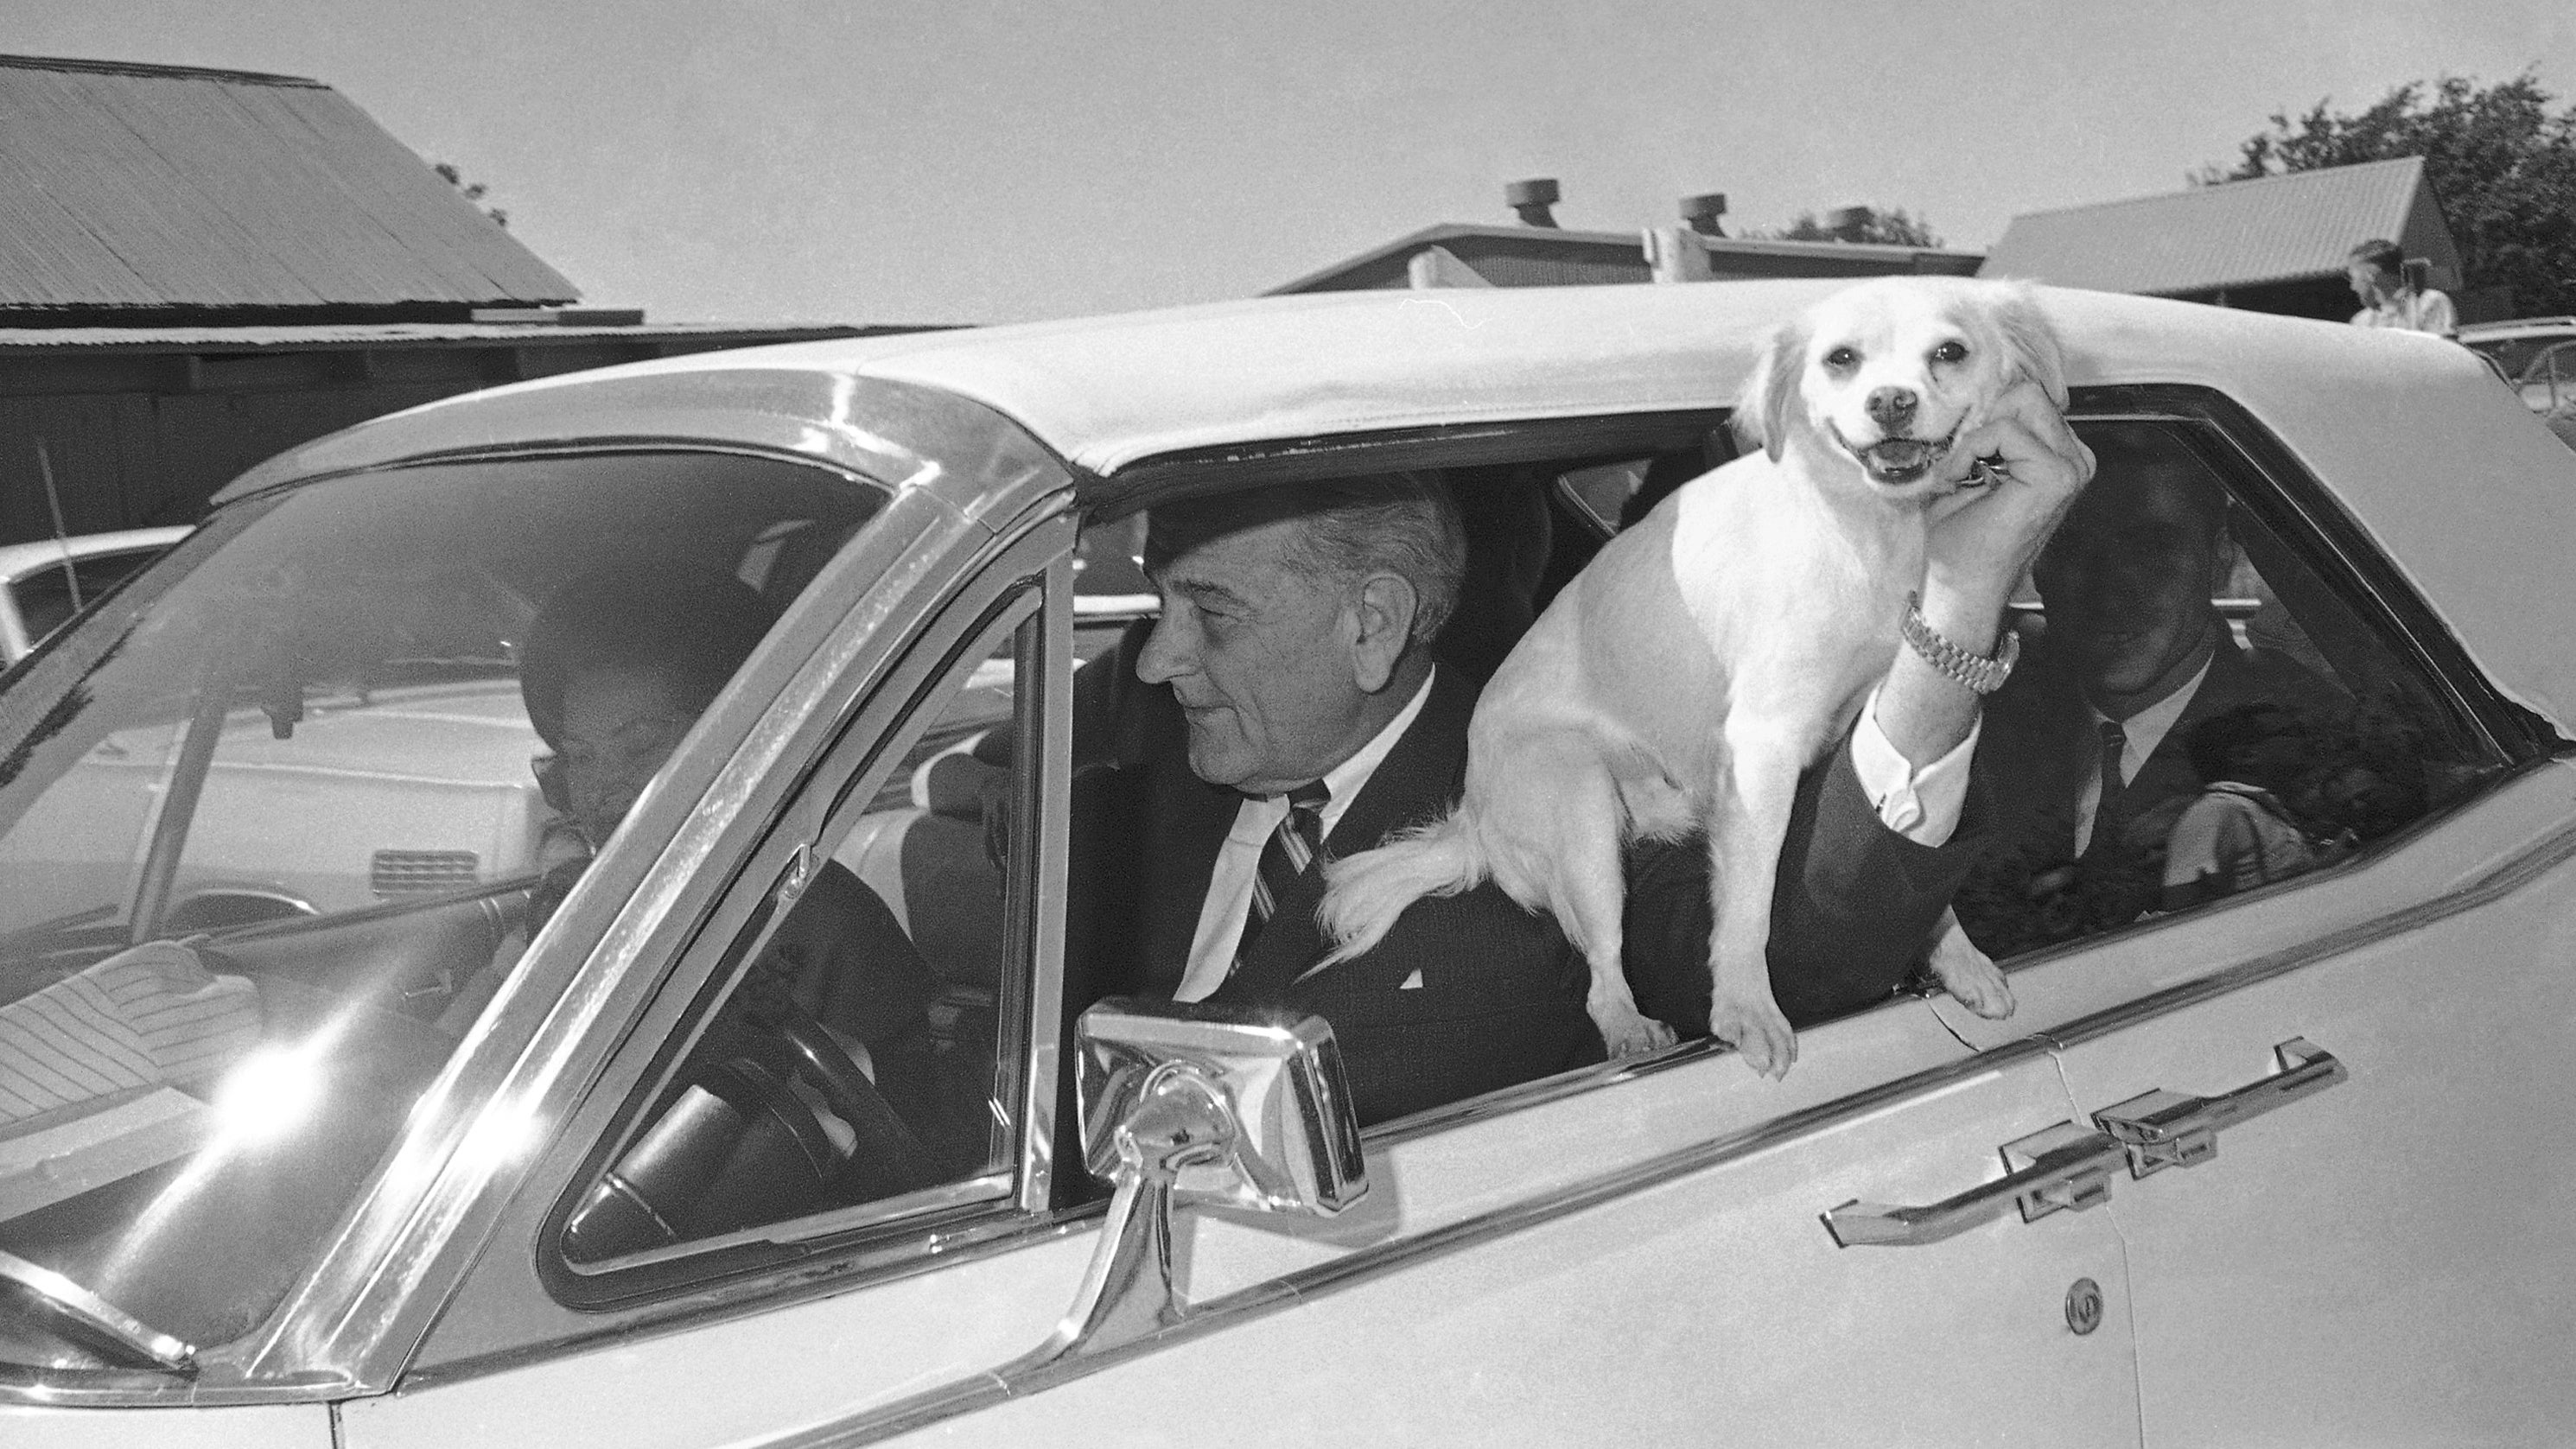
[1924,380,2095,637]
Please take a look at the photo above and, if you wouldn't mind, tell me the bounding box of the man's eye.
[1931,340,1969,365]
[1823,346,1859,369]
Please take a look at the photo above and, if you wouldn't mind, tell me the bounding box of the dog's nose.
[1866,387,1918,430]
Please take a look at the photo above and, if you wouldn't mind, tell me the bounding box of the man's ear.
[1348,572,1421,693]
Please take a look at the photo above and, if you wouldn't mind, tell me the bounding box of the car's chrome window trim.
[561,1172,1019,1277]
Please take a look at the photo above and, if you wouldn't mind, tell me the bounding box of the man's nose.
[1866,386,1918,433]
[1134,613,1189,683]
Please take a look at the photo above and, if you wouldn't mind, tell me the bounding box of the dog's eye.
[1931,340,1969,365]
[1822,346,1859,369]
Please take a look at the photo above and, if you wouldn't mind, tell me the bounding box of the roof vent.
[1823,206,1875,243]
[1505,178,1561,228]
[1681,193,1727,237]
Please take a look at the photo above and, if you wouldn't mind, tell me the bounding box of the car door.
[1920,397,2573,1445]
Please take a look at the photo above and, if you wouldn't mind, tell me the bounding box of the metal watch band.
[1900,591,2019,695]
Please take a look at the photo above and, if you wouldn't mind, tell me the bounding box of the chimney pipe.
[1681,192,1727,238]
[1505,178,1561,228]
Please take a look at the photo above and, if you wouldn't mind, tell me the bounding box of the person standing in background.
[2346,239,2458,340]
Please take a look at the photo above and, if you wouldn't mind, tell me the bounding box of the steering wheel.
[561,999,938,1262]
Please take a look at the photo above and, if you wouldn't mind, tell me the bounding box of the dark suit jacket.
[1954,626,2342,954]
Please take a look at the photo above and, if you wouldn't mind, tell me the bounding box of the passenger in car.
[1067,391,2091,1126]
[1953,427,2344,956]
[476,569,976,1186]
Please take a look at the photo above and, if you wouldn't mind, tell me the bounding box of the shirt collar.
[2095,650,2215,778]
[1310,666,1437,837]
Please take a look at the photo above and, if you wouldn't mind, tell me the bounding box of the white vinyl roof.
[269,281,2576,733]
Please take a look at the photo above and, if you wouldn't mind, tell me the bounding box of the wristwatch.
[1900,590,2019,695]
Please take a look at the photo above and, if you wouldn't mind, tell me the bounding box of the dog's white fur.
[1318,276,2061,1077]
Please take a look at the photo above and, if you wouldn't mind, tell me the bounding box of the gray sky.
[15,1,2575,325]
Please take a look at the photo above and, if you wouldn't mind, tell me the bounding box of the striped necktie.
[1235,780,1330,971]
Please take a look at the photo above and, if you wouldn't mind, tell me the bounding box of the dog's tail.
[1314,809,1491,966]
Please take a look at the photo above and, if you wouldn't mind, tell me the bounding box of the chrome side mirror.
[1015,997,1367,1369]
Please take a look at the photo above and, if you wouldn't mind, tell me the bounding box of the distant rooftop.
[1981,156,2462,296]
[0,52,579,320]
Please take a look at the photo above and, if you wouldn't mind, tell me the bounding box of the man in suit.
[1956,425,2341,955]
[1068,378,2094,1127]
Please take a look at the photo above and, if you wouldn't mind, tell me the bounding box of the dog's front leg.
[1704,721,1807,1079]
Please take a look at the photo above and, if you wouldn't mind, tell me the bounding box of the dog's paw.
[1709,995,1797,1080]
[1928,936,2017,1020]
[1590,1000,1678,1058]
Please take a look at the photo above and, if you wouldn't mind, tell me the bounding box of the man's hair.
[1146,473,1466,643]
[2348,238,2405,276]
[520,565,779,748]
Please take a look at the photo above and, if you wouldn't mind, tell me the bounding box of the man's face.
[2349,263,2394,308]
[1136,516,1371,794]
[556,664,698,847]
[2032,464,2229,715]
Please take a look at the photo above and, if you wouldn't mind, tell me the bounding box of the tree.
[1752,207,1943,247]
[2205,73,2576,315]
[432,161,510,230]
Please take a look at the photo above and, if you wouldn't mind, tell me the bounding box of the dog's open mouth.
[1834,423,1962,486]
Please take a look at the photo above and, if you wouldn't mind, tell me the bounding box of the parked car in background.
[0,525,190,664]
[2459,316,2576,405]
[0,283,2571,1446]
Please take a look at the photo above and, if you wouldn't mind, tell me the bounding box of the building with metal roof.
[0,53,577,324]
[0,54,948,547]
[1978,156,2487,322]
[1270,181,1983,294]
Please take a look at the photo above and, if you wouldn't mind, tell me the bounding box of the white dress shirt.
[1174,670,1438,1001]
[2070,653,2213,855]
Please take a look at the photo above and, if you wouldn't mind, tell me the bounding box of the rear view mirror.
[1009,997,1367,1371]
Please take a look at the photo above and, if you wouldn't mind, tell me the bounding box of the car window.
[1948,414,2516,958]
[553,588,1040,1278]
[9,548,166,645]
[0,450,881,1369]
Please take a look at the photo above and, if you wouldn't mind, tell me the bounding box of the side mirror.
[1014,997,1367,1369]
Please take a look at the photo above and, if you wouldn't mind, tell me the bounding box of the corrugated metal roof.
[0,321,932,353]
[0,53,578,311]
[1981,156,2456,296]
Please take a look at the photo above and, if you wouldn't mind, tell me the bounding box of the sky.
[14,1,2576,326]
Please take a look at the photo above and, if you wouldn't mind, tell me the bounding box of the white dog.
[1318,276,2060,1077]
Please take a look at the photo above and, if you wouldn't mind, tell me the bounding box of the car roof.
[0,525,190,584]
[218,281,2576,733]
[2458,316,2576,340]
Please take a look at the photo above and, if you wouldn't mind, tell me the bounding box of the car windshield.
[0,449,880,1374]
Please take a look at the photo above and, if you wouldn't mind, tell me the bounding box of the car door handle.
[1823,1121,2128,1248]
[2089,1037,2345,1178]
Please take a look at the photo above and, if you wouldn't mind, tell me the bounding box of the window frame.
[525,523,1077,1312]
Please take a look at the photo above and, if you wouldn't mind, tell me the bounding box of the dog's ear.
[1990,285,2070,408]
[1732,316,1809,463]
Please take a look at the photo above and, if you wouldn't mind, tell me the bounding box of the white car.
[0,526,189,664]
[0,283,2571,1446]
